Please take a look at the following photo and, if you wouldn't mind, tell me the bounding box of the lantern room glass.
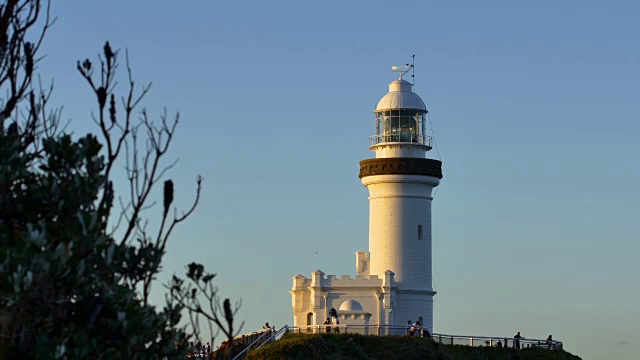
[375,110,426,143]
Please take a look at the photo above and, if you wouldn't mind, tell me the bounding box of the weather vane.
[391,55,416,81]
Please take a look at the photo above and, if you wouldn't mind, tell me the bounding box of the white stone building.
[290,66,442,332]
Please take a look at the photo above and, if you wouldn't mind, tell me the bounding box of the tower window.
[418,225,423,240]
[376,110,425,144]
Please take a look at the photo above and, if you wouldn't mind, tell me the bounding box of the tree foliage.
[0,0,240,358]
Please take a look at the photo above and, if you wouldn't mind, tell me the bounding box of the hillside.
[244,333,582,360]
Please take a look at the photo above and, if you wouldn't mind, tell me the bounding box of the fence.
[232,325,288,360]
[230,327,275,347]
[226,324,563,359]
[287,325,562,350]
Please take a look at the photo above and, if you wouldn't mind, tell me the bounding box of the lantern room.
[370,79,432,157]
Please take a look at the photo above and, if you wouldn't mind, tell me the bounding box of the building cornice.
[395,289,437,296]
[359,158,443,179]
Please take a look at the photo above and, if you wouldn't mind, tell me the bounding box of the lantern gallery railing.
[287,325,563,350]
[369,134,432,147]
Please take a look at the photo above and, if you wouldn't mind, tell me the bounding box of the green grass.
[245,333,582,360]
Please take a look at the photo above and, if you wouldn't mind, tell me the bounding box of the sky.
[35,1,640,359]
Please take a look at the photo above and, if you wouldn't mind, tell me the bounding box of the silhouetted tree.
[0,1,241,358]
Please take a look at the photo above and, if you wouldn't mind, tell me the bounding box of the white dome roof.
[375,79,426,112]
[339,300,363,312]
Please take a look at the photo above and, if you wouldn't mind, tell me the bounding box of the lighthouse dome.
[375,80,426,112]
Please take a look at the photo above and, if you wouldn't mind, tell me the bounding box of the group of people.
[315,308,558,352]
[323,307,341,333]
[187,341,211,358]
[214,322,275,353]
[489,332,556,349]
[407,320,431,338]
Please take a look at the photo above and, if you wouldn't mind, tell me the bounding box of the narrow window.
[418,225,423,240]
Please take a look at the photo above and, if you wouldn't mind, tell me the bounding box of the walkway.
[229,325,563,359]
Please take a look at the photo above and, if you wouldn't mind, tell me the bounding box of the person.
[263,322,270,329]
[221,340,229,350]
[421,327,431,338]
[332,316,340,334]
[324,317,331,333]
[513,331,523,350]
[546,335,553,348]
[496,339,503,348]
[410,321,421,336]
[329,307,337,318]
[206,342,211,354]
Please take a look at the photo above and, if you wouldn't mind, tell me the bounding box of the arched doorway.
[306,312,314,332]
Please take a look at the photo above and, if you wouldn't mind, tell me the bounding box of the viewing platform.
[227,325,563,359]
[287,325,562,350]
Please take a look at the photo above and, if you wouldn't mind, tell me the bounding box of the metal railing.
[369,134,432,147]
[228,327,274,347]
[287,325,562,350]
[232,325,288,360]
[431,332,563,350]
[223,324,563,359]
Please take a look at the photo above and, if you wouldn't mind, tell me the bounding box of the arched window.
[306,312,314,326]
[418,225,423,240]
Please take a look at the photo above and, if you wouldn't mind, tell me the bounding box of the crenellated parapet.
[323,274,382,288]
[293,272,395,290]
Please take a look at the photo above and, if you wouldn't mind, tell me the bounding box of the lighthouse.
[290,63,442,333]
[359,65,442,331]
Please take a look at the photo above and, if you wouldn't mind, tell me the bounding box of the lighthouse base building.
[290,67,442,333]
[290,260,435,333]
[290,255,398,331]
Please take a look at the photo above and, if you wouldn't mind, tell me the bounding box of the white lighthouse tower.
[290,64,442,333]
[359,65,442,331]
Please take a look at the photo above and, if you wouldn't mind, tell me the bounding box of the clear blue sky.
[40,1,639,359]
